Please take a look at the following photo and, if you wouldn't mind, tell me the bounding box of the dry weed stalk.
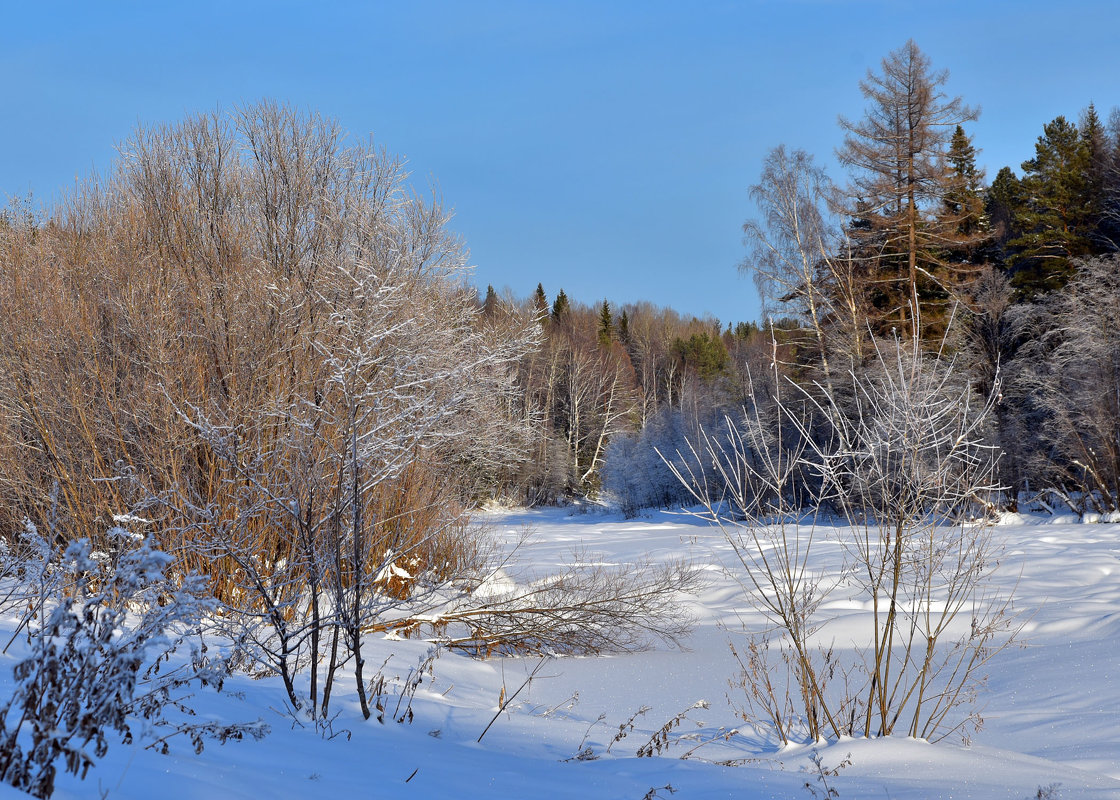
[635,700,710,758]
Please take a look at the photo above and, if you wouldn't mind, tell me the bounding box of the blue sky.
[3,1,1119,326]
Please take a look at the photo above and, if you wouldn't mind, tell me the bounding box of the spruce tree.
[733,321,758,339]
[1103,108,1120,247]
[1080,103,1111,248]
[672,332,729,380]
[618,309,631,346]
[938,125,990,303]
[551,289,570,323]
[532,283,549,320]
[597,300,613,348]
[986,166,1024,261]
[482,284,499,317]
[943,125,986,238]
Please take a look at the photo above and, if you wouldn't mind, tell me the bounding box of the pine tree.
[1103,108,1120,248]
[672,332,729,380]
[532,283,549,320]
[985,166,1023,259]
[938,125,990,302]
[733,321,759,339]
[482,284,499,317]
[597,300,613,348]
[1080,103,1111,248]
[1007,115,1093,298]
[618,309,631,346]
[943,125,986,237]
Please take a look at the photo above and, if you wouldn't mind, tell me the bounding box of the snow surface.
[2,507,1119,799]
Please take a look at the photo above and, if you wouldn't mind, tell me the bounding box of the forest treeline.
[491,40,1120,515]
[2,37,1120,558]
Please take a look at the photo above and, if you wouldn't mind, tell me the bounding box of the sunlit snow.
[2,507,1118,799]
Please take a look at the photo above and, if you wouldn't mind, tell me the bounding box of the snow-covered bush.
[603,372,806,518]
[1012,255,1120,512]
[0,528,265,799]
[602,410,702,517]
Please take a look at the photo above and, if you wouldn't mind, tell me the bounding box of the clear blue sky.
[3,1,1119,326]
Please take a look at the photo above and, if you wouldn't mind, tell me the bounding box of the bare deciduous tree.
[742,146,869,384]
[1013,255,1120,511]
[837,40,980,339]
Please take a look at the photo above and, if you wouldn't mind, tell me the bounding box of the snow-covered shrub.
[602,410,699,517]
[0,529,265,799]
[602,376,802,517]
[1012,255,1120,512]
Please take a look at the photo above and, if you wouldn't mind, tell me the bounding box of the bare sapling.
[667,325,1016,744]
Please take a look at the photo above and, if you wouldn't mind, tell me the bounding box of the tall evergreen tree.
[597,300,613,348]
[618,309,631,346]
[985,166,1023,262]
[943,125,985,237]
[551,289,570,323]
[1007,115,1093,298]
[1103,108,1120,248]
[837,40,978,339]
[482,284,499,317]
[938,125,990,302]
[532,282,549,320]
[1080,103,1115,250]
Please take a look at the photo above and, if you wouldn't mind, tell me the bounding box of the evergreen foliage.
[618,309,631,345]
[482,284,499,317]
[551,289,570,322]
[532,282,549,320]
[598,300,613,348]
[943,125,986,238]
[1006,115,1094,298]
[986,166,1024,262]
[672,331,729,380]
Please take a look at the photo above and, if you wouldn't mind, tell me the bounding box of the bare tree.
[1013,255,1120,511]
[741,145,870,384]
[961,266,1032,503]
[429,554,701,657]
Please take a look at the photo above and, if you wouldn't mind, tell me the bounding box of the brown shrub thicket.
[0,102,541,715]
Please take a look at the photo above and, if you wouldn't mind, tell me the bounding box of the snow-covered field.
[3,507,1119,799]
